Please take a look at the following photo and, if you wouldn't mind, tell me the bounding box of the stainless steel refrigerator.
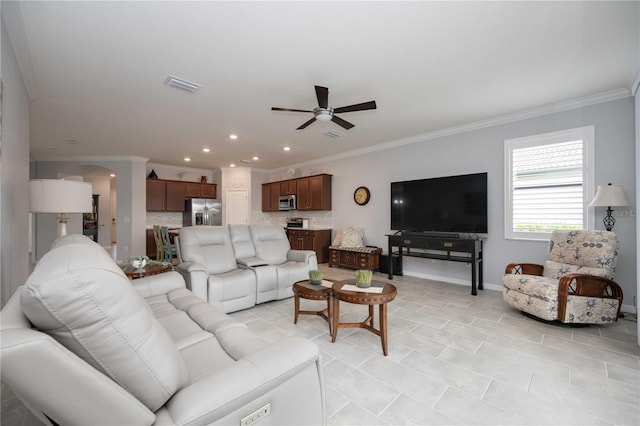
[183,199,222,226]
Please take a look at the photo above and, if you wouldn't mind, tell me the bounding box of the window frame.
[504,126,595,241]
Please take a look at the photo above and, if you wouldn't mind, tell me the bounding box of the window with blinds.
[505,126,594,240]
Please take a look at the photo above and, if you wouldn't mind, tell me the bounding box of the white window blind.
[505,126,594,240]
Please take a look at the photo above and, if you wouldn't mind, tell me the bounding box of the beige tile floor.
[2,265,639,425]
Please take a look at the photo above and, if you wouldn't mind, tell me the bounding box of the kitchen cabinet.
[202,183,216,198]
[165,181,186,211]
[261,182,281,212]
[146,180,167,211]
[297,174,332,211]
[185,182,217,199]
[287,229,331,263]
[261,174,332,212]
[147,179,217,212]
[280,180,297,195]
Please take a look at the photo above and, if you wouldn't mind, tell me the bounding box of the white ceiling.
[8,1,639,171]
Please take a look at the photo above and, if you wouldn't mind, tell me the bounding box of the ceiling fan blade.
[331,115,355,130]
[333,100,377,114]
[297,117,317,130]
[272,107,313,113]
[315,86,329,109]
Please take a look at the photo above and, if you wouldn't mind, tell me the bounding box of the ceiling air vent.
[164,75,200,93]
[325,130,344,139]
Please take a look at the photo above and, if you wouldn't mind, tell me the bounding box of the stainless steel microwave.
[279,195,296,211]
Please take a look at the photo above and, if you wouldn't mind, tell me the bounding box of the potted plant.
[308,269,323,285]
[355,269,373,288]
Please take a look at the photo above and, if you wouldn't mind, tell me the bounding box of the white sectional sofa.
[177,225,318,313]
[0,234,325,425]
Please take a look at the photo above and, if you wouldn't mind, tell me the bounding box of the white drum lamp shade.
[588,183,629,231]
[30,179,93,236]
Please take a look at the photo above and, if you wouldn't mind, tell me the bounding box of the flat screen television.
[391,172,488,234]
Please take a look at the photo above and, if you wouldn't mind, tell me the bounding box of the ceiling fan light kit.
[272,85,376,130]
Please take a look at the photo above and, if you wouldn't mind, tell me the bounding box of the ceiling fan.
[271,85,376,130]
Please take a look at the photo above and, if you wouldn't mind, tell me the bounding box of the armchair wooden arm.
[557,274,623,322]
[504,263,544,276]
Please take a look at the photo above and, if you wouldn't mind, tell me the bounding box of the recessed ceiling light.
[230,163,236,167]
[252,156,259,161]
[229,134,238,140]
[184,157,191,162]
[283,146,290,151]
[110,173,116,178]
[202,148,211,153]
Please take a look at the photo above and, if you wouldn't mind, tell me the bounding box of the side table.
[292,280,334,335]
[331,280,397,356]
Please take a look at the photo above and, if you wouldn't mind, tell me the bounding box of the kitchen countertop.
[286,227,332,231]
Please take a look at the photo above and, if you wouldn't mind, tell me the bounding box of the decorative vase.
[308,269,323,285]
[147,169,158,179]
[201,175,208,183]
[355,270,373,288]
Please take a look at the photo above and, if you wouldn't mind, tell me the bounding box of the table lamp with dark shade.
[588,183,629,231]
[29,179,93,237]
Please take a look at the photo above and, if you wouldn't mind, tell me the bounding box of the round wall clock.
[353,186,371,206]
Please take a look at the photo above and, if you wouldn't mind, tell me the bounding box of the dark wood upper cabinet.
[280,180,297,195]
[202,183,216,199]
[261,174,331,212]
[147,179,217,212]
[146,180,166,211]
[165,181,186,211]
[270,183,280,211]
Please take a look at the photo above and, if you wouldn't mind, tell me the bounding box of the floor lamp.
[30,179,93,237]
[588,183,629,231]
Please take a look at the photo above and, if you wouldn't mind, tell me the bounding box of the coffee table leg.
[380,303,389,356]
[294,294,300,324]
[331,297,339,343]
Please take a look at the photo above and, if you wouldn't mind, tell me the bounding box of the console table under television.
[386,233,484,296]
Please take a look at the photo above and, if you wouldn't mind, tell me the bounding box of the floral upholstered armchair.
[502,230,623,324]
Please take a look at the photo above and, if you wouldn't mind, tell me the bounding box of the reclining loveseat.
[1,235,325,425]
[177,225,317,313]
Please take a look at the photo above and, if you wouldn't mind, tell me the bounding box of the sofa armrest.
[237,257,268,267]
[175,262,209,301]
[557,274,624,321]
[165,336,321,425]
[504,263,544,276]
[1,328,155,425]
[131,271,186,298]
[288,249,317,265]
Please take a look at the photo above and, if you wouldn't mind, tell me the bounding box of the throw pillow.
[332,228,344,246]
[341,227,364,248]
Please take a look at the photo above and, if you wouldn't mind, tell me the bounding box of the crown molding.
[32,155,149,163]
[2,1,39,100]
[284,88,632,170]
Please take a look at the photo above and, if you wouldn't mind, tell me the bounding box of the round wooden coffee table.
[292,280,334,334]
[331,280,397,356]
[120,262,172,280]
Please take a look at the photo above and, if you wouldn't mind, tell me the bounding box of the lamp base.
[603,207,615,232]
[57,213,69,237]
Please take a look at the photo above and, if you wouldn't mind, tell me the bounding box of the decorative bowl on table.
[130,256,149,271]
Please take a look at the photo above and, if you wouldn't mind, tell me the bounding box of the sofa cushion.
[545,230,618,279]
[180,226,238,274]
[229,225,257,259]
[250,225,290,265]
[20,235,189,411]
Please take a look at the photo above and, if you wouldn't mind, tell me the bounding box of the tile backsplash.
[146,212,183,228]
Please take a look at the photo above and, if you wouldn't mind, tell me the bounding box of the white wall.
[0,13,32,307]
[281,97,636,310]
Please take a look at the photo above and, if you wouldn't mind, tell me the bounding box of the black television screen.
[391,172,488,234]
